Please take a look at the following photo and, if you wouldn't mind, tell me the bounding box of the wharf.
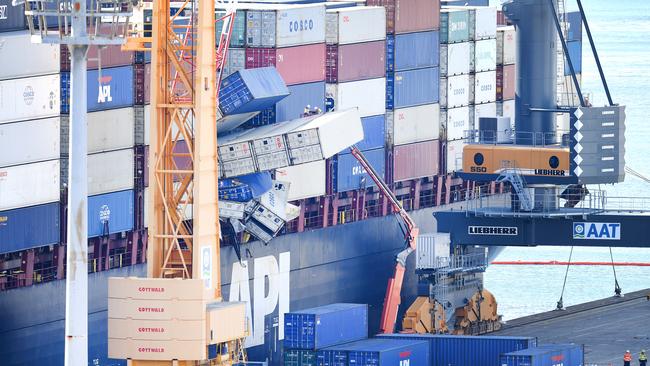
[492,288,650,364]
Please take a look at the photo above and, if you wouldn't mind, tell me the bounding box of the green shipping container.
[440,9,470,44]
[217,10,246,47]
[284,350,317,366]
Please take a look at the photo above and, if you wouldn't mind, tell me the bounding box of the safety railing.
[465,129,571,148]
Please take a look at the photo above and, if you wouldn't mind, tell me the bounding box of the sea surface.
[486,0,650,320]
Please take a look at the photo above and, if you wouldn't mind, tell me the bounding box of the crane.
[348,146,419,334]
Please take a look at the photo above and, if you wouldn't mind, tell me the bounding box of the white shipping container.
[470,6,497,40]
[0,31,61,80]
[275,160,326,201]
[326,6,386,45]
[415,233,451,270]
[472,102,497,131]
[326,78,386,117]
[224,48,246,77]
[440,74,470,108]
[88,108,135,153]
[442,106,471,141]
[0,118,60,167]
[0,74,60,124]
[87,149,135,195]
[472,38,497,73]
[446,139,467,174]
[557,112,570,132]
[440,42,471,77]
[392,103,441,146]
[0,160,60,211]
[248,4,326,47]
[497,99,516,129]
[497,26,516,65]
[472,71,497,104]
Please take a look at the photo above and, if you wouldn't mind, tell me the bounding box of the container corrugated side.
[0,74,60,124]
[472,70,497,104]
[220,67,289,115]
[440,8,470,44]
[317,347,348,366]
[284,303,368,350]
[334,148,385,192]
[354,115,385,151]
[394,0,440,34]
[377,333,537,366]
[446,139,466,173]
[275,160,326,201]
[497,98,515,127]
[325,6,386,45]
[246,44,326,86]
[497,64,516,101]
[248,81,325,127]
[275,4,326,47]
[0,118,60,166]
[64,149,134,196]
[284,349,317,366]
[245,9,276,47]
[0,31,60,80]
[471,38,497,73]
[0,202,60,255]
[391,103,440,146]
[500,344,583,366]
[390,67,439,109]
[440,42,470,76]
[443,106,471,141]
[473,102,497,129]
[223,48,246,77]
[217,10,246,47]
[326,41,385,83]
[85,66,135,112]
[566,11,582,42]
[0,0,27,32]
[88,190,134,238]
[440,74,470,108]
[85,107,136,153]
[565,40,582,75]
[497,26,516,65]
[393,31,440,71]
[0,160,60,211]
[326,78,385,117]
[450,5,496,40]
[344,339,430,366]
[392,140,439,181]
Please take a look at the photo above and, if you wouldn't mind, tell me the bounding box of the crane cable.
[610,247,623,297]
[556,246,574,310]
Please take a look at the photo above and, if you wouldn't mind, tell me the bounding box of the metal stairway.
[496,168,534,211]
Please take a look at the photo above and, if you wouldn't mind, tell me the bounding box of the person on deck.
[624,350,632,366]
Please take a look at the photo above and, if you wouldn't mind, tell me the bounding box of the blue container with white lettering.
[334,148,385,192]
[219,67,290,116]
[246,81,325,127]
[345,115,385,152]
[317,347,348,366]
[87,66,134,112]
[87,190,134,238]
[390,67,440,109]
[500,344,584,366]
[284,303,368,350]
[566,11,582,42]
[0,203,60,255]
[393,31,440,71]
[385,34,395,73]
[345,338,429,366]
[564,40,582,75]
[0,0,27,32]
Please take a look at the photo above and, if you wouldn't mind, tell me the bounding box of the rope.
[556,246,574,310]
[609,247,623,297]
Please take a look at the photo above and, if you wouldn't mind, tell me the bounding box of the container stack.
[496,25,516,131]
[367,0,441,185]
[325,6,387,193]
[556,11,583,132]
[283,303,369,366]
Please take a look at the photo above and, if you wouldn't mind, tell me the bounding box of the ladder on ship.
[496,165,533,211]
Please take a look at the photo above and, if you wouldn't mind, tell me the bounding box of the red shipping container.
[326,41,386,83]
[245,43,326,86]
[496,64,516,101]
[392,139,440,182]
[60,25,134,71]
[367,0,440,34]
[497,10,512,26]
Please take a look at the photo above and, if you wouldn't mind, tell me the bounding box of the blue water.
[486,0,650,320]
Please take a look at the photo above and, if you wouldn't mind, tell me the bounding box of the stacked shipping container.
[496,25,517,136]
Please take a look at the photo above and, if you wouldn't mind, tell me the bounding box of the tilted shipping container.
[284,303,368,350]
[0,74,60,124]
[0,31,60,80]
[0,118,60,166]
[392,139,440,181]
[247,81,326,127]
[275,160,326,201]
[326,41,385,83]
[0,160,60,211]
[0,202,60,255]
[219,67,290,116]
[325,6,386,45]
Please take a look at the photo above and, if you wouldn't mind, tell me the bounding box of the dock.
[493,288,650,364]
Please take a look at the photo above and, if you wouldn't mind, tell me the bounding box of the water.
[485,0,650,320]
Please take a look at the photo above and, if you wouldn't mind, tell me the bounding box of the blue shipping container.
[88,190,134,238]
[500,344,583,366]
[61,73,71,114]
[317,347,348,366]
[352,115,385,152]
[344,339,429,366]
[219,67,290,116]
[284,349,317,366]
[247,81,325,127]
[390,67,440,109]
[567,11,582,42]
[385,35,395,73]
[334,148,385,193]
[284,303,368,350]
[0,0,27,32]
[79,66,135,112]
[378,333,537,366]
[0,203,60,255]
[393,31,440,71]
[565,40,582,76]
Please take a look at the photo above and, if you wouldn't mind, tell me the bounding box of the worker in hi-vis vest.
[624,350,632,366]
[640,350,648,366]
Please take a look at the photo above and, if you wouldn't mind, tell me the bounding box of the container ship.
[0,0,585,364]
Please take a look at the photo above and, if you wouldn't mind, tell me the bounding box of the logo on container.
[573,222,620,240]
[99,204,111,224]
[23,86,35,105]
[0,5,8,20]
[0,216,7,226]
[138,347,164,353]
[97,75,113,104]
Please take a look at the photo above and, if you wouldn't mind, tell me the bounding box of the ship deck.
[492,288,650,364]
